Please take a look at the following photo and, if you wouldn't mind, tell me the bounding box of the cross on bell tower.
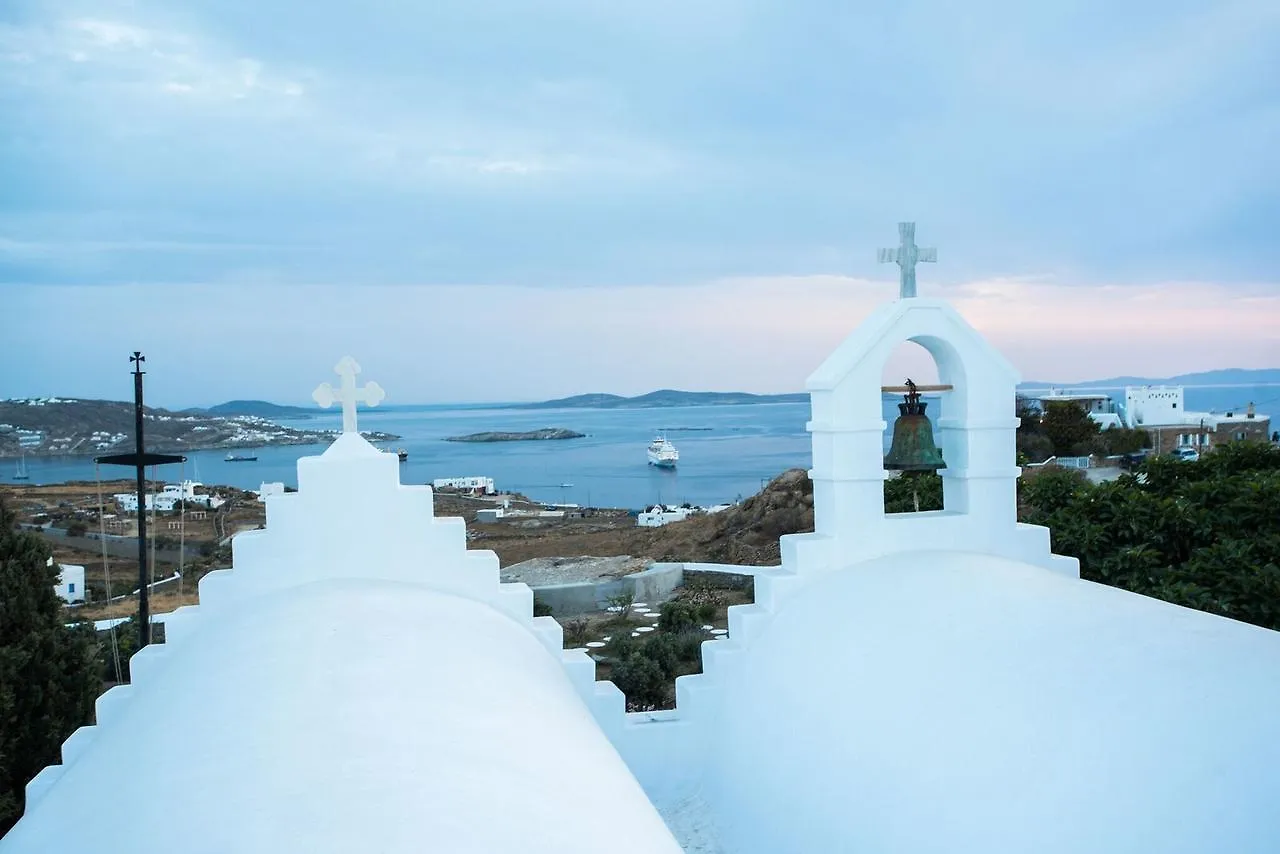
[877,222,937,299]
[312,356,385,433]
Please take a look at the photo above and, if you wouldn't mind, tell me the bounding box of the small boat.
[225,453,258,462]
[647,436,679,468]
[13,451,30,481]
[397,449,408,463]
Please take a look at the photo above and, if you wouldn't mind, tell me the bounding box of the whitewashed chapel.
[5,226,1280,853]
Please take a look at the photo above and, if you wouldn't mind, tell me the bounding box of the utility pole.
[95,352,184,652]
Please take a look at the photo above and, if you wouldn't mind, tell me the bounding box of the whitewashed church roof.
[701,550,1280,854]
[4,581,681,853]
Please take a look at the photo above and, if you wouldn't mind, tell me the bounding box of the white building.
[7,231,1280,853]
[432,476,496,495]
[47,556,86,604]
[257,482,287,502]
[114,481,225,513]
[1125,386,1271,453]
[1035,390,1125,430]
[636,504,732,528]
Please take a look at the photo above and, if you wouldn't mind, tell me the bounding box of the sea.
[8,385,1276,510]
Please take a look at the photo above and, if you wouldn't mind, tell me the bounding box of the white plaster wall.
[704,551,1280,854]
[1125,386,1186,426]
[55,564,85,603]
[3,582,683,854]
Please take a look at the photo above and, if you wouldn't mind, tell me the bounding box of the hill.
[190,400,318,418]
[518,389,808,410]
[461,469,816,567]
[0,398,388,459]
[1020,368,1280,389]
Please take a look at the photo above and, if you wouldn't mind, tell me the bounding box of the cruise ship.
[647,436,679,468]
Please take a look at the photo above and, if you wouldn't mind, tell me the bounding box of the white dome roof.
[3,580,681,854]
[706,551,1280,854]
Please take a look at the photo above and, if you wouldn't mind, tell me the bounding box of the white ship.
[647,436,679,468]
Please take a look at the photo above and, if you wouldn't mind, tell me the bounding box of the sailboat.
[13,450,29,481]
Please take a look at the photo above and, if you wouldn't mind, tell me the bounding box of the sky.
[1,0,1278,406]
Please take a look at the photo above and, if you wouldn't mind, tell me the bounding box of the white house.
[8,229,1280,854]
[47,556,85,604]
[256,482,287,502]
[636,504,731,528]
[1035,390,1125,430]
[432,476,497,495]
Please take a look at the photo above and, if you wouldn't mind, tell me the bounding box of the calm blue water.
[9,385,1275,508]
[10,403,816,509]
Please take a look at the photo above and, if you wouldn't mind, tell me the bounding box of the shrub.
[606,590,634,622]
[65,520,88,537]
[658,600,700,633]
[610,653,666,710]
[532,598,553,617]
[563,617,591,646]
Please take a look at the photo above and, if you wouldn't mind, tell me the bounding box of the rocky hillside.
[460,469,816,567]
[0,398,396,458]
[645,468,815,564]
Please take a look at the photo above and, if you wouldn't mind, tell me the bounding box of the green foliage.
[0,498,102,836]
[605,591,635,623]
[884,473,943,513]
[532,597,553,617]
[1022,442,1280,630]
[605,626,707,710]
[1040,401,1101,457]
[64,520,88,537]
[658,600,701,633]
[1098,426,1151,456]
[609,654,666,709]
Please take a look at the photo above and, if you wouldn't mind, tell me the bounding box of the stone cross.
[877,222,937,299]
[312,356,385,434]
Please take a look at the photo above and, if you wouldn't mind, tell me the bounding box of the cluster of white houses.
[113,480,225,513]
[1035,385,1272,454]
[637,503,733,528]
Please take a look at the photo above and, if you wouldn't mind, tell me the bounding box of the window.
[1236,431,1247,441]
[68,583,75,593]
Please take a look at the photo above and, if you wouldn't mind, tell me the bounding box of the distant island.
[445,428,586,443]
[516,390,808,410]
[184,399,320,418]
[1019,368,1280,389]
[0,398,398,458]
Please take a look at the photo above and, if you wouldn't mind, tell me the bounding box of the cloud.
[3,274,1275,406]
[0,0,1276,399]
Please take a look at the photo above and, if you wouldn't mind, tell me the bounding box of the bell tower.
[781,223,1078,579]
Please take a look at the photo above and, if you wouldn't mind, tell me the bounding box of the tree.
[0,498,101,836]
[1020,444,1280,632]
[1040,402,1101,457]
[1015,396,1054,463]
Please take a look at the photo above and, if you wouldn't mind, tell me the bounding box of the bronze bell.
[884,379,946,472]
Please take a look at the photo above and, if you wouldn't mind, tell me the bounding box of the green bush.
[658,600,700,633]
[609,654,666,709]
[532,598,553,617]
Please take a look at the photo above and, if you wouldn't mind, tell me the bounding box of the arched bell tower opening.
[881,341,946,513]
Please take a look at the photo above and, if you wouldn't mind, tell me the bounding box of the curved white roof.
[705,551,1280,854]
[2,580,681,854]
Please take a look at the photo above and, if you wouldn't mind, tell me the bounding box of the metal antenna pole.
[131,352,149,648]
[95,352,185,657]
